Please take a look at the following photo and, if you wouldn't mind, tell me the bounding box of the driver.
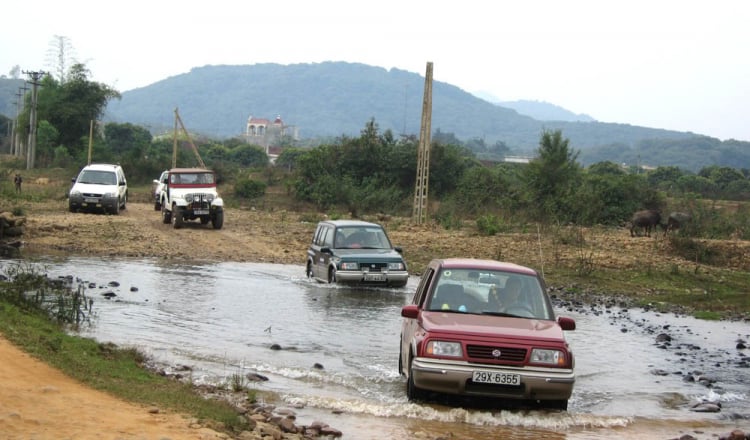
[497,276,530,314]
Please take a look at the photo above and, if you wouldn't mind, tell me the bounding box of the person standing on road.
[14,173,22,193]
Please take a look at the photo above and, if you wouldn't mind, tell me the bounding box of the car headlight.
[426,340,463,357]
[70,190,81,196]
[340,262,358,270]
[388,262,405,270]
[185,194,194,203]
[530,348,566,366]
[104,191,117,198]
[207,194,215,202]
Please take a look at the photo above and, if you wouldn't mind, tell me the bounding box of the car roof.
[320,219,383,228]
[169,168,213,173]
[433,258,538,276]
[83,163,121,172]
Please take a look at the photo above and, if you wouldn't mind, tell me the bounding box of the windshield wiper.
[481,311,521,318]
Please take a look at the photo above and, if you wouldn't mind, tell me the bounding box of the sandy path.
[0,336,224,440]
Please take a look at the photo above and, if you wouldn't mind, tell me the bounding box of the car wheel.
[173,207,184,229]
[406,356,426,401]
[111,199,120,215]
[68,202,76,213]
[154,200,161,211]
[327,266,336,284]
[211,211,224,230]
[161,205,171,224]
[306,261,313,279]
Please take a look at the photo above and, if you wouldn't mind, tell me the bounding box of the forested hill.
[103,62,695,148]
[3,62,750,171]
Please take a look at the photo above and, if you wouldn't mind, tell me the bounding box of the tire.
[111,199,120,215]
[327,266,336,284]
[211,211,223,230]
[154,200,161,211]
[161,204,171,224]
[68,203,76,213]
[173,207,184,229]
[306,261,313,279]
[406,356,426,401]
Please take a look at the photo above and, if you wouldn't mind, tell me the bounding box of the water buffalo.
[629,210,662,237]
[662,211,691,235]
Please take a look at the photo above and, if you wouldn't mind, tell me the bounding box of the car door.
[401,266,436,374]
[314,224,335,280]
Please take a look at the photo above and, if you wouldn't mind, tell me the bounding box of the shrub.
[234,178,266,200]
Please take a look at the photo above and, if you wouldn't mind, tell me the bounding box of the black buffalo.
[662,211,691,235]
[629,210,662,237]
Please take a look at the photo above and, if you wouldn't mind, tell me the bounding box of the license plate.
[364,273,385,282]
[193,210,209,215]
[84,198,98,203]
[472,371,521,386]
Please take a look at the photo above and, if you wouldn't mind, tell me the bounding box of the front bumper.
[335,270,409,286]
[69,194,118,211]
[411,357,574,401]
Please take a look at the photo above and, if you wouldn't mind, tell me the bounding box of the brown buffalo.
[629,210,662,237]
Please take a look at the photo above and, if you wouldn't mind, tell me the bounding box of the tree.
[18,63,120,163]
[522,129,581,222]
[104,122,152,156]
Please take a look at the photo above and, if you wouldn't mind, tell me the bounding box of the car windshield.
[427,269,552,320]
[170,173,215,184]
[334,226,392,249]
[78,170,117,185]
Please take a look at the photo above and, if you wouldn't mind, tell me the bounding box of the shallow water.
[3,257,749,439]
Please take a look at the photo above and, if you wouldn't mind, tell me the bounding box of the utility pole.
[23,70,45,169]
[12,85,28,157]
[412,62,433,225]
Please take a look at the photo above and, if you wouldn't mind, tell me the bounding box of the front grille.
[82,192,103,198]
[466,345,527,362]
[188,194,211,209]
[362,262,387,273]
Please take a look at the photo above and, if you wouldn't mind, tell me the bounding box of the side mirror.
[394,246,403,254]
[70,177,76,184]
[401,304,420,319]
[557,316,576,331]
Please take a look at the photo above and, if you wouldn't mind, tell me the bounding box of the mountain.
[3,62,750,171]
[102,62,695,151]
[498,100,595,123]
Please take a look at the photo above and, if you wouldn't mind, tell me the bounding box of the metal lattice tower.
[412,62,433,224]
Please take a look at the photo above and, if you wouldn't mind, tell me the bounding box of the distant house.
[245,115,299,158]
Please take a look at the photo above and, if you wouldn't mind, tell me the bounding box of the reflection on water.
[2,257,748,439]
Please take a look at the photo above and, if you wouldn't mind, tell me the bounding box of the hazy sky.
[2,0,748,141]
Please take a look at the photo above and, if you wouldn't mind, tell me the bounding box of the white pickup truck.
[158,168,224,229]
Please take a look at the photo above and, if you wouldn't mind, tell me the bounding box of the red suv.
[399,258,576,410]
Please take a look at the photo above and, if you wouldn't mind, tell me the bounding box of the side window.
[321,226,334,247]
[312,225,324,245]
[413,268,436,306]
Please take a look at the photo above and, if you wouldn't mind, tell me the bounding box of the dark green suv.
[306,220,409,288]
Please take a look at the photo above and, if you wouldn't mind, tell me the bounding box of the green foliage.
[16,64,120,161]
[476,214,504,236]
[522,129,582,222]
[234,177,267,200]
[230,144,269,168]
